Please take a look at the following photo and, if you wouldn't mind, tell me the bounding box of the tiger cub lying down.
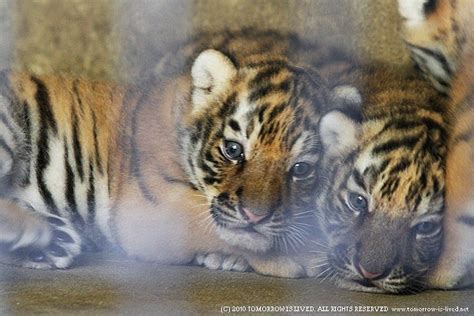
[315,66,449,293]
[399,0,474,289]
[0,30,357,276]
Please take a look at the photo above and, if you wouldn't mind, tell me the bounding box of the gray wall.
[0,0,12,69]
[10,0,409,81]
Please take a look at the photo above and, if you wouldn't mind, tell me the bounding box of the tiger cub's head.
[315,84,447,293]
[182,49,355,254]
[399,0,474,93]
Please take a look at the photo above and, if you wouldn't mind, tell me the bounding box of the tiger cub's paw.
[247,256,307,278]
[195,252,250,272]
[11,216,82,269]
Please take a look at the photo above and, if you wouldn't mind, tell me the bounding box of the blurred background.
[0,0,409,82]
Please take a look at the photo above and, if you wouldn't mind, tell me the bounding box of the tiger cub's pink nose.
[241,208,268,224]
[357,263,383,280]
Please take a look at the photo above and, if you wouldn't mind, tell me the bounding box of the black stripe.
[218,93,238,118]
[245,59,287,69]
[352,169,366,190]
[31,76,58,134]
[203,176,220,185]
[372,134,420,155]
[249,66,282,86]
[379,120,422,135]
[32,76,59,214]
[0,70,16,102]
[432,176,440,194]
[92,113,103,175]
[248,79,291,103]
[408,43,453,76]
[0,138,14,161]
[198,158,217,178]
[72,79,85,115]
[257,107,266,123]
[245,118,255,139]
[423,0,437,14]
[87,160,96,223]
[64,137,79,217]
[375,159,390,179]
[267,102,286,122]
[162,175,189,185]
[335,105,363,124]
[228,119,241,132]
[366,101,420,120]
[421,117,446,135]
[71,106,84,181]
[413,192,426,215]
[458,215,474,227]
[380,177,400,197]
[0,113,17,139]
[389,158,411,176]
[20,102,32,187]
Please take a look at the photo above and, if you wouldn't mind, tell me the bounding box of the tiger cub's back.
[153,29,359,90]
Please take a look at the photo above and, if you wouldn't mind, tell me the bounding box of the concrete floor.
[0,252,472,315]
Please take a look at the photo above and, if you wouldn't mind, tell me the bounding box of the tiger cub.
[399,0,474,289]
[0,30,357,276]
[315,66,449,293]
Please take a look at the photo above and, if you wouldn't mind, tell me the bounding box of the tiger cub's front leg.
[0,199,82,269]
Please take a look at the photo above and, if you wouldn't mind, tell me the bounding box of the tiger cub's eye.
[291,162,313,179]
[347,193,368,213]
[222,140,244,161]
[414,221,440,236]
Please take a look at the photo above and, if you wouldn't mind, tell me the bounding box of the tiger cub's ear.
[191,49,237,112]
[321,84,362,157]
[319,109,361,159]
[330,85,362,109]
[398,0,436,27]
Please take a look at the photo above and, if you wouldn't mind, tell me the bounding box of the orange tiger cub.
[399,0,474,288]
[0,30,359,276]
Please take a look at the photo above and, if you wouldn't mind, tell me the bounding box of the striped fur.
[316,66,449,293]
[0,72,121,268]
[0,30,357,275]
[399,0,474,289]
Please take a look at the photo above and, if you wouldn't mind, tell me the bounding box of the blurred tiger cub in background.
[0,29,359,277]
[399,0,474,288]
